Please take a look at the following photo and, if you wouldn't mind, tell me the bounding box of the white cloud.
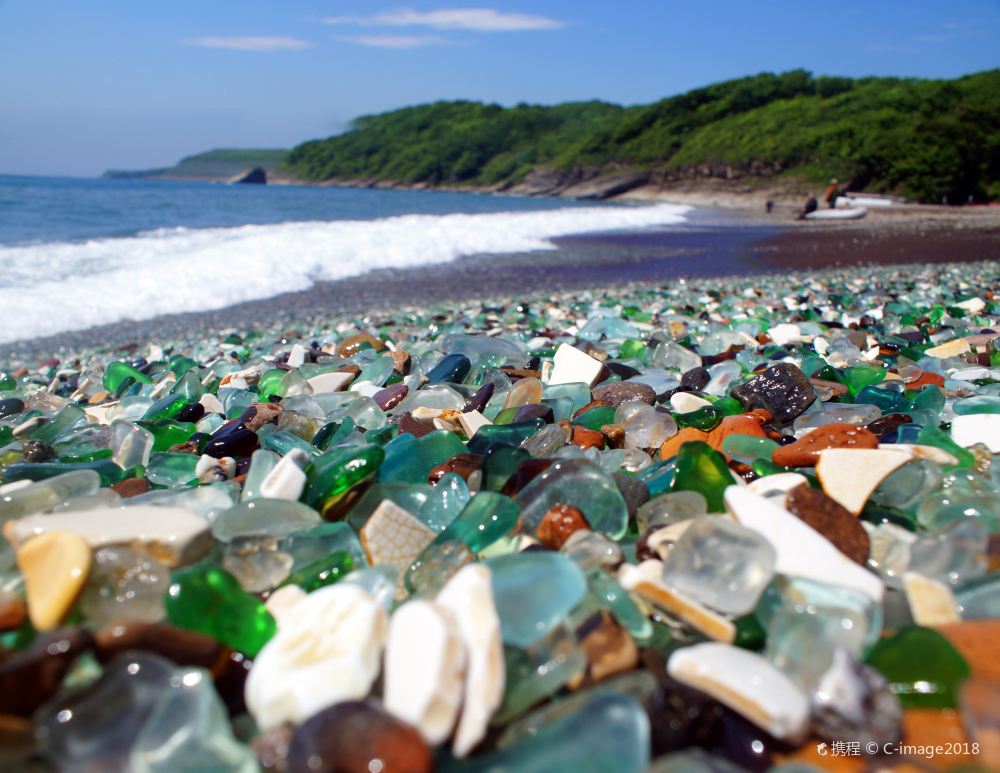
[324,7,565,32]
[182,36,312,52]
[336,34,449,49]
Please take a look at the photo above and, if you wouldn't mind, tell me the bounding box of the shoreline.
[3,209,998,367]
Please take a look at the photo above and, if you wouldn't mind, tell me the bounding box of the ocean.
[0,175,692,345]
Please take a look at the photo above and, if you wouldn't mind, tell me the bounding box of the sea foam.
[0,203,690,343]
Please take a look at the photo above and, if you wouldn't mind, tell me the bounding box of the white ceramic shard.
[903,571,961,626]
[287,344,307,368]
[3,505,210,566]
[244,583,387,731]
[724,487,884,602]
[306,371,354,394]
[645,519,697,560]
[195,454,235,483]
[767,323,804,346]
[412,406,447,425]
[435,564,504,758]
[950,414,1000,454]
[667,642,809,741]
[264,584,307,628]
[955,297,987,314]
[747,472,809,503]
[546,343,604,387]
[458,410,492,439]
[360,500,436,596]
[669,392,712,414]
[258,450,308,501]
[814,448,910,515]
[924,338,970,359]
[618,561,735,643]
[878,443,959,466]
[384,600,466,744]
[198,393,225,415]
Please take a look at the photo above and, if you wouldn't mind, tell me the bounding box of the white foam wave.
[0,203,690,343]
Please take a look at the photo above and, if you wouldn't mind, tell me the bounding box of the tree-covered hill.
[284,69,1000,203]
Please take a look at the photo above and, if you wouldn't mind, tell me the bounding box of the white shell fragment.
[546,343,604,387]
[669,392,712,414]
[457,410,492,439]
[903,571,961,626]
[435,564,505,758]
[879,443,959,466]
[924,338,971,359]
[668,642,809,741]
[264,584,307,628]
[360,500,436,597]
[258,450,308,501]
[619,561,736,642]
[245,584,388,731]
[814,448,910,515]
[950,414,1000,454]
[384,600,466,745]
[747,472,809,503]
[306,371,354,394]
[3,505,210,566]
[725,487,884,601]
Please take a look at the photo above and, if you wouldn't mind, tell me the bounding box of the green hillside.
[104,148,288,180]
[284,69,1000,203]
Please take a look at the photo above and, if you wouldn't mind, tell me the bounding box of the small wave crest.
[0,203,690,343]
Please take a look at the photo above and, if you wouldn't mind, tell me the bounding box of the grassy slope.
[285,70,1000,203]
[104,148,289,180]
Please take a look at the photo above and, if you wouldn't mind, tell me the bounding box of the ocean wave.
[0,204,690,343]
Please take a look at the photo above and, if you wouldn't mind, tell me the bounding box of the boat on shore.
[804,206,868,221]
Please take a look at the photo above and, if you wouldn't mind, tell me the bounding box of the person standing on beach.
[797,193,819,219]
[825,178,841,208]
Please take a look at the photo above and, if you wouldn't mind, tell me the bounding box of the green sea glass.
[165,566,276,657]
[865,625,970,709]
[670,441,731,513]
[103,361,152,393]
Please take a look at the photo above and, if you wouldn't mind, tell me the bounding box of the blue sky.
[1,1,997,176]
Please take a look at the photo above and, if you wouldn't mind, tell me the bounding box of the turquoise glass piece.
[417,472,469,531]
[4,459,124,487]
[541,383,592,414]
[380,430,466,483]
[445,692,649,773]
[721,434,779,465]
[467,419,545,455]
[515,458,629,539]
[435,491,520,553]
[145,453,198,487]
[427,353,472,385]
[482,443,531,491]
[30,406,85,444]
[487,551,587,647]
[492,624,587,725]
[587,569,652,643]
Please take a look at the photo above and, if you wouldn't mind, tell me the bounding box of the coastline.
[3,205,998,367]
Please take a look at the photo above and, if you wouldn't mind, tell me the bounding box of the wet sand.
[3,212,998,365]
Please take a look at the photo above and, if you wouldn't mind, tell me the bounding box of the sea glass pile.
[1,260,1000,771]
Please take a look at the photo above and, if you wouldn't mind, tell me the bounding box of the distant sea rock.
[102,148,288,182]
[228,167,267,185]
